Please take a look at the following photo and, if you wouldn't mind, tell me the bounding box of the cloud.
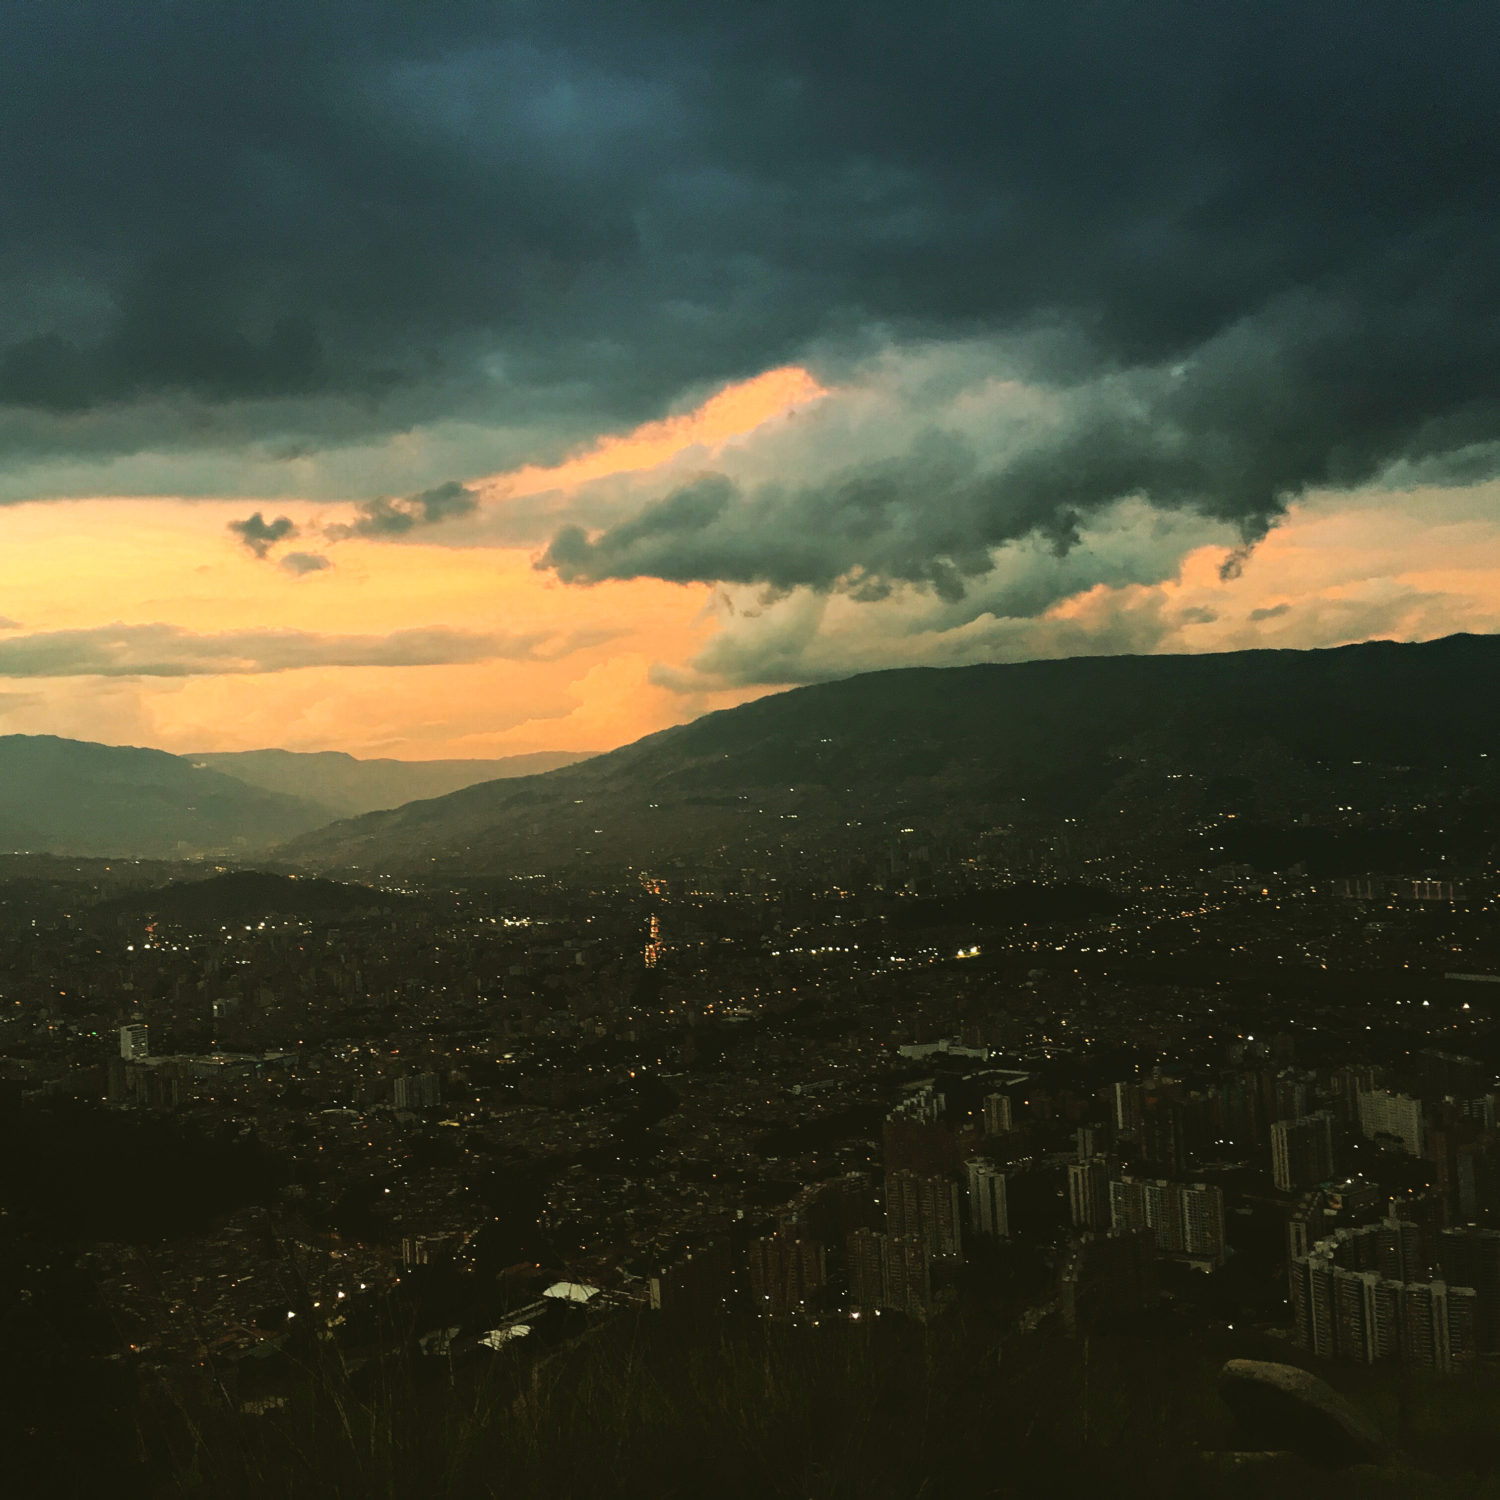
[325,481,480,541]
[650,580,1200,695]
[631,498,1207,692]
[0,622,582,677]
[0,0,1495,535]
[538,269,1500,601]
[279,551,332,576]
[1248,603,1291,621]
[228,511,298,557]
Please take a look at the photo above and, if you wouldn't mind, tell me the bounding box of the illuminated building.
[643,914,664,968]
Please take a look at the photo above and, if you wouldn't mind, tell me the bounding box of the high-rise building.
[401,1233,453,1267]
[1328,1064,1382,1125]
[1416,1050,1490,1102]
[1286,1203,1316,1264]
[882,1113,962,1176]
[847,1227,889,1311]
[1271,1072,1316,1126]
[1181,1183,1226,1262]
[1075,1125,1104,1161]
[1067,1158,1110,1231]
[983,1093,1013,1136]
[747,1234,827,1317]
[1139,1097,1190,1175]
[1110,1081,1144,1146]
[1289,1251,1337,1356]
[1438,1226,1500,1353]
[1291,1220,1479,1372]
[394,1071,442,1110]
[885,1169,963,1261]
[1402,1281,1478,1371]
[796,1173,878,1245]
[966,1160,1009,1239]
[119,1023,149,1060]
[1271,1112,1335,1192]
[1357,1088,1425,1156]
[1426,1108,1500,1220]
[1108,1175,1224,1265]
[883,1235,932,1317]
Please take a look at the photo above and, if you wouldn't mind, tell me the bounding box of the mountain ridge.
[193,747,595,817]
[276,633,1500,877]
[0,734,329,858]
[0,736,593,859]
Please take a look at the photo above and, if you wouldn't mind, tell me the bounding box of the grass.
[123,1309,1500,1499]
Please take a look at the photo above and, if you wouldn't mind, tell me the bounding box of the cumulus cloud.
[637,498,1219,690]
[325,481,480,541]
[0,622,583,677]
[228,511,298,557]
[279,551,332,576]
[539,272,1500,602]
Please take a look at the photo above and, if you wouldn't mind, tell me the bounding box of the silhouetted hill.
[279,634,1500,877]
[95,870,413,926]
[196,747,594,818]
[0,736,332,858]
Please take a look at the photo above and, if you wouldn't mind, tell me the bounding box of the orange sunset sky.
[2,352,1500,762]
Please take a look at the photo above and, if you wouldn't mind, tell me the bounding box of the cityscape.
[6,2,1500,1495]
[7,758,1500,1430]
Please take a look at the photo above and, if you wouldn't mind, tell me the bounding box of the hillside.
[0,736,332,859]
[93,870,416,926]
[196,748,594,818]
[278,634,1500,878]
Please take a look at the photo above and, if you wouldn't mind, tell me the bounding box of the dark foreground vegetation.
[27,1310,1500,1500]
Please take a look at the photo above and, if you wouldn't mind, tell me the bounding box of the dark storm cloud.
[228,511,298,557]
[4,1,1500,572]
[539,272,1500,596]
[325,482,479,540]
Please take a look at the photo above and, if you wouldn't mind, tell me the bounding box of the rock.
[1218,1358,1384,1466]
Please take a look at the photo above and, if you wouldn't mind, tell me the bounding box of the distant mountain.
[195,748,595,818]
[0,736,331,858]
[277,634,1500,878]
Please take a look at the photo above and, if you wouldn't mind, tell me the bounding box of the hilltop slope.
[195,747,594,818]
[278,634,1500,877]
[0,735,331,858]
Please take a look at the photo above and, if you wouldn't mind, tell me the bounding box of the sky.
[3,1,1500,758]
